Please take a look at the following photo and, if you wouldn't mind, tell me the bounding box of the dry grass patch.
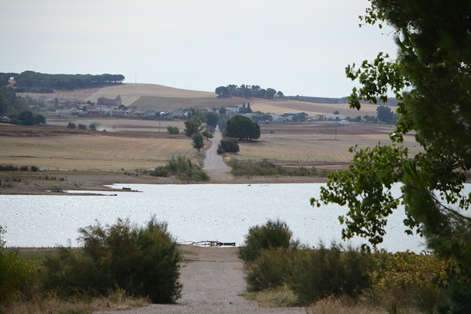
[91,83,215,105]
[3,290,149,314]
[47,118,186,133]
[0,133,193,170]
[234,123,421,167]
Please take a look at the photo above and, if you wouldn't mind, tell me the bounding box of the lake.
[0,183,427,252]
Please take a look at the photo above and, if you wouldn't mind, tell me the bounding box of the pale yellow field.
[251,100,385,117]
[0,133,193,171]
[47,118,186,133]
[236,124,421,166]
[88,84,215,106]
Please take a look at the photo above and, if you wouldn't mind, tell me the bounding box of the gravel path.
[96,246,306,314]
[203,128,234,182]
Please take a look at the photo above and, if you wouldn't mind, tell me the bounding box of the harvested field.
[250,99,384,116]
[17,83,215,106]
[0,124,193,171]
[46,118,186,134]
[234,122,421,170]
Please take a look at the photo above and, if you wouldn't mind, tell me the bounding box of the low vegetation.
[151,154,209,181]
[217,137,240,154]
[228,159,327,177]
[0,218,182,313]
[239,220,457,313]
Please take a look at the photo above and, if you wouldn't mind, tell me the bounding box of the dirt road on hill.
[96,246,306,314]
[203,128,234,182]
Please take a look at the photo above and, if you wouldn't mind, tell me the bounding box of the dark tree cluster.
[215,84,283,99]
[224,115,260,141]
[3,71,125,91]
[0,87,45,123]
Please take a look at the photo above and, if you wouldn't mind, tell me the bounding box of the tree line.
[215,84,284,99]
[0,71,125,91]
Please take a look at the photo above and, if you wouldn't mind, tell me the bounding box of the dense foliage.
[217,137,240,154]
[241,221,448,311]
[0,226,36,304]
[184,113,206,136]
[192,132,205,151]
[41,217,182,303]
[238,219,294,263]
[312,0,471,311]
[6,71,125,90]
[166,126,180,134]
[224,115,260,140]
[0,87,45,118]
[215,84,283,99]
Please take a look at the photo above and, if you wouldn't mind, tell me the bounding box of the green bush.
[166,126,179,134]
[0,226,36,304]
[152,166,169,177]
[290,242,375,304]
[41,217,182,303]
[219,137,240,153]
[217,146,225,154]
[245,249,292,292]
[239,219,294,263]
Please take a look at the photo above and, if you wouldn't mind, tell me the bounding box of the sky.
[0,0,397,97]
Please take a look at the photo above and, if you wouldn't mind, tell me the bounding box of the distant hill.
[13,81,387,116]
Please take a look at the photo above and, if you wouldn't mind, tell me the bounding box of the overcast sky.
[0,0,396,97]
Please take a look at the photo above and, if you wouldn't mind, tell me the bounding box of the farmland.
[1,83,413,193]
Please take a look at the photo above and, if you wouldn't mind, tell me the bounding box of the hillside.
[17,83,383,117]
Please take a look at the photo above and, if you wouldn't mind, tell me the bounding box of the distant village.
[44,95,350,124]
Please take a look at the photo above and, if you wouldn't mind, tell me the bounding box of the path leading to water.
[203,128,234,182]
[97,246,306,314]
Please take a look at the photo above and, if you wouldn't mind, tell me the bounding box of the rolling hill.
[17,83,383,117]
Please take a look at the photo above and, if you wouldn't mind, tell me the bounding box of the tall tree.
[192,133,205,151]
[184,113,206,136]
[312,1,471,311]
[225,115,260,140]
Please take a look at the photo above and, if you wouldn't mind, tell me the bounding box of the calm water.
[1,183,427,252]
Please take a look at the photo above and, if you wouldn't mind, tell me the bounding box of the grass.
[0,131,194,171]
[2,289,149,314]
[233,123,422,168]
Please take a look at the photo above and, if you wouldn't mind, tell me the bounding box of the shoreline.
[0,170,329,195]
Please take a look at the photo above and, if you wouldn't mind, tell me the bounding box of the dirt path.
[203,128,234,182]
[96,246,306,314]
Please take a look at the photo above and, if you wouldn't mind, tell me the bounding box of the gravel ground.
[96,245,307,314]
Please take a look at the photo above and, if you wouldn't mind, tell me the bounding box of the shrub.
[41,217,182,303]
[67,122,76,129]
[239,219,293,263]
[30,165,39,172]
[152,166,169,177]
[0,165,18,171]
[245,249,292,292]
[19,165,29,171]
[0,226,36,304]
[219,137,240,153]
[290,242,375,304]
[217,146,225,154]
[166,126,179,134]
[78,124,86,130]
